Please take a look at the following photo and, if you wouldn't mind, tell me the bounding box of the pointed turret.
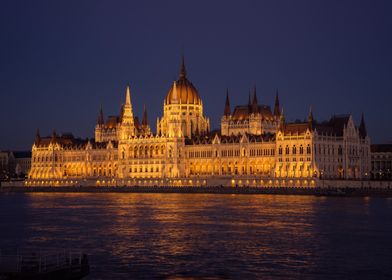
[252,86,258,105]
[125,84,131,106]
[34,128,41,145]
[308,106,314,123]
[274,89,281,116]
[224,88,231,116]
[142,105,148,126]
[120,84,136,138]
[308,106,314,129]
[252,86,258,113]
[179,55,187,80]
[359,112,367,138]
[97,105,104,125]
[122,84,134,123]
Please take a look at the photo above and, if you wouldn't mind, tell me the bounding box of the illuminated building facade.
[27,58,371,186]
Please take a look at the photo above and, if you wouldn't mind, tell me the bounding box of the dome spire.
[179,54,187,79]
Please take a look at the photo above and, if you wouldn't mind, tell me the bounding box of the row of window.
[278,157,312,162]
[278,145,311,155]
[129,166,160,173]
[249,149,275,156]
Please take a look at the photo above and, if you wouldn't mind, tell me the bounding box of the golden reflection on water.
[24,193,321,262]
[4,192,391,279]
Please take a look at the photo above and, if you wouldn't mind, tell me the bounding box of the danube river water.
[0,193,391,279]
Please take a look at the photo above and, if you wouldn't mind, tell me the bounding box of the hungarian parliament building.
[27,59,371,187]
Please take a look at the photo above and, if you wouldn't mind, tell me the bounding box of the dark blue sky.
[1,0,391,150]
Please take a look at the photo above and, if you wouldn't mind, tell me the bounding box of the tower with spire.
[308,106,314,129]
[274,89,281,117]
[359,113,367,138]
[119,84,136,139]
[224,88,231,116]
[221,89,232,136]
[158,55,210,139]
[141,105,151,135]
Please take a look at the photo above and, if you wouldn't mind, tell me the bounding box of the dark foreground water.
[0,193,391,279]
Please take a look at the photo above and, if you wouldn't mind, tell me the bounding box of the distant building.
[371,144,392,180]
[27,58,372,186]
[0,151,10,179]
[9,151,32,177]
[0,151,31,179]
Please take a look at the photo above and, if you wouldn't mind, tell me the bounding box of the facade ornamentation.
[27,58,371,186]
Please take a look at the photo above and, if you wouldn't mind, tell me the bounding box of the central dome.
[165,58,202,105]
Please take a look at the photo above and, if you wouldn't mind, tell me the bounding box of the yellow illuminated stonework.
[27,58,371,186]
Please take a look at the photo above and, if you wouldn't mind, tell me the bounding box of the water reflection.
[0,193,391,279]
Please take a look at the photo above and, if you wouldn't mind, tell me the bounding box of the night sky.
[1,0,391,150]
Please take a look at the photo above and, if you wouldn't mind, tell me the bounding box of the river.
[0,193,391,279]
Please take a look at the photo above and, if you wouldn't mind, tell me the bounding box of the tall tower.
[95,105,105,142]
[119,85,136,140]
[274,89,281,117]
[221,89,231,136]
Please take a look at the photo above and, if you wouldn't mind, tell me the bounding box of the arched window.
[306,144,311,154]
[292,145,297,155]
[285,145,290,155]
[278,146,283,155]
[300,145,304,154]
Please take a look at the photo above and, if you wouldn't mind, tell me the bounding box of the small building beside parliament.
[27,59,371,187]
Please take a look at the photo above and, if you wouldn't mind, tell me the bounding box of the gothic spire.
[142,104,148,126]
[97,105,104,125]
[121,84,135,128]
[224,88,231,116]
[34,128,41,145]
[359,112,367,138]
[274,88,281,116]
[125,84,131,106]
[179,54,187,80]
[252,86,258,113]
[308,106,314,129]
[308,106,314,122]
[252,86,258,105]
